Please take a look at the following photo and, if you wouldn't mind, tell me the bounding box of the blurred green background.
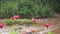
[0,0,60,19]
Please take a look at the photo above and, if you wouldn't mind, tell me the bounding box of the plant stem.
[2,28,5,34]
[47,27,48,34]
[32,32,34,34]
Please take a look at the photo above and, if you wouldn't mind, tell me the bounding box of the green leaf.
[48,32,52,34]
[10,31,15,34]
[10,31,17,34]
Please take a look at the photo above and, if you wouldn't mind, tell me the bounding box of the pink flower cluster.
[10,15,20,20]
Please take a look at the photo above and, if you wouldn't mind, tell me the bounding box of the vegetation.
[4,19,38,26]
[0,0,60,18]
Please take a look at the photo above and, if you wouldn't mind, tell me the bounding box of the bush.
[0,0,56,19]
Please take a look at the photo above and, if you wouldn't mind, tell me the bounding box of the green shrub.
[0,0,56,18]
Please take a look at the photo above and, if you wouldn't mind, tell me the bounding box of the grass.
[3,19,40,26]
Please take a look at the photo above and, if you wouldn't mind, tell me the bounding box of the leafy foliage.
[0,0,59,18]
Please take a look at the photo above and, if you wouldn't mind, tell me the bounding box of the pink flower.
[31,19,36,22]
[44,23,50,27]
[13,15,20,19]
[10,15,20,20]
[0,24,4,28]
[31,29,35,32]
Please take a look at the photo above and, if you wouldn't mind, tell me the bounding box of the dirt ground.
[36,18,60,34]
[0,18,60,34]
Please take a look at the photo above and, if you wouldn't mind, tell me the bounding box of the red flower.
[13,15,20,19]
[22,32,26,34]
[31,19,36,22]
[31,29,35,32]
[0,24,4,28]
[44,23,50,27]
[10,15,20,20]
